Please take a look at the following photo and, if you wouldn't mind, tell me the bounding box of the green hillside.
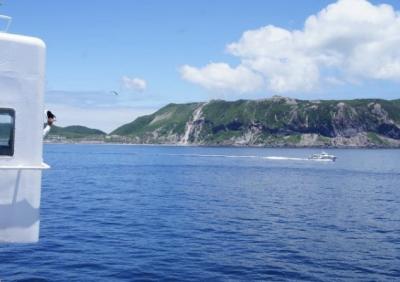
[110,96,400,147]
[47,125,106,140]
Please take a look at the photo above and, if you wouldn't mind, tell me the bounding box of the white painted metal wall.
[0,32,47,243]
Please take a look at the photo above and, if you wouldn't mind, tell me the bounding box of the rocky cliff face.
[111,97,400,147]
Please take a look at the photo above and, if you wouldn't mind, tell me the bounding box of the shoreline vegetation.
[45,96,400,148]
[43,140,400,149]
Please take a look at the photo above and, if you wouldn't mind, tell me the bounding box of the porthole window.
[0,109,15,156]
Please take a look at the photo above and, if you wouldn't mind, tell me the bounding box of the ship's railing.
[0,163,50,170]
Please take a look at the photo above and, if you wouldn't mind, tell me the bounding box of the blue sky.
[2,0,400,131]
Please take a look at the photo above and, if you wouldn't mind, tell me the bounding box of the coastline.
[43,140,400,149]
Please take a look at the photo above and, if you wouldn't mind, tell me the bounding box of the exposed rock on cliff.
[111,97,400,147]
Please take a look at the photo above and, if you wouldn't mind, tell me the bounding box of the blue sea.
[1,144,400,281]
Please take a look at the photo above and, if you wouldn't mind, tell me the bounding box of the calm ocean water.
[0,144,399,281]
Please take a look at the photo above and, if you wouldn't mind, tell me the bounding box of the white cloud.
[181,0,400,93]
[180,63,263,93]
[121,76,147,92]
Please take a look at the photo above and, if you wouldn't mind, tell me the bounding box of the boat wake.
[263,156,308,161]
[163,153,326,162]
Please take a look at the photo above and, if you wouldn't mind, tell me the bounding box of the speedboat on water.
[308,151,337,161]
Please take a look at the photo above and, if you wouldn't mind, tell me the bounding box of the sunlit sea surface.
[1,144,400,281]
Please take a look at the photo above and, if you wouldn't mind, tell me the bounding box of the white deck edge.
[0,163,50,170]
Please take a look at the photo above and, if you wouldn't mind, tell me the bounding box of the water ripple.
[0,145,399,281]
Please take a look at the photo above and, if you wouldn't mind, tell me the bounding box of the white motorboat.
[308,151,337,161]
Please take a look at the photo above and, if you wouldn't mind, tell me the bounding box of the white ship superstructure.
[0,31,48,243]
